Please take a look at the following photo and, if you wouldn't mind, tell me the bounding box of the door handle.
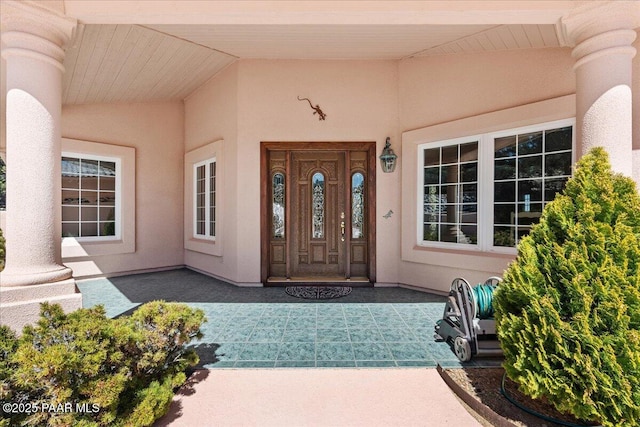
[340,221,345,241]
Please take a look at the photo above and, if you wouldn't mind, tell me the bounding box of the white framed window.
[418,136,481,249]
[185,140,223,256]
[193,158,216,240]
[418,118,574,253]
[62,153,121,241]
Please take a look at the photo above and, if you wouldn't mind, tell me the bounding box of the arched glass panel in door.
[352,172,365,238]
[312,172,325,239]
[272,173,285,238]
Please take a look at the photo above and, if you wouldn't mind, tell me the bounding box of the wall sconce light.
[379,137,398,173]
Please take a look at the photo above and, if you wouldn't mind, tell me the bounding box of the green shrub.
[494,147,640,427]
[1,301,205,426]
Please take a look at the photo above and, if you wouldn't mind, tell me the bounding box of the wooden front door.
[291,151,346,277]
[261,142,376,285]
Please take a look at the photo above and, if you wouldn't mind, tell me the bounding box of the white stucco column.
[559,1,639,178]
[0,1,81,331]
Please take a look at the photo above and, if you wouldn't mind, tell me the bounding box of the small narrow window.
[272,172,285,238]
[312,172,325,239]
[194,158,216,239]
[62,155,119,239]
[352,172,365,239]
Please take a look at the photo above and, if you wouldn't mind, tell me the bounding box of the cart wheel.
[454,336,472,362]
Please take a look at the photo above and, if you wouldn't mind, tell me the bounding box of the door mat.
[285,286,352,300]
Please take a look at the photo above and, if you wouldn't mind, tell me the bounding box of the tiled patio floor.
[77,269,501,369]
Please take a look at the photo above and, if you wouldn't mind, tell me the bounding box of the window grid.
[194,158,216,240]
[418,119,574,252]
[493,126,572,248]
[61,156,117,239]
[422,141,479,245]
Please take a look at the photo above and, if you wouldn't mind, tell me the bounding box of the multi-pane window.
[492,126,573,247]
[194,158,216,239]
[422,140,479,245]
[61,155,118,239]
[419,119,574,251]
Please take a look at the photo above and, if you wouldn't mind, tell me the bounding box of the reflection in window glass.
[422,141,478,245]
[352,173,364,239]
[493,125,572,247]
[61,155,117,238]
[272,173,285,238]
[312,172,325,239]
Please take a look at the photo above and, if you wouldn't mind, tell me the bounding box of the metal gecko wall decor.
[297,96,327,120]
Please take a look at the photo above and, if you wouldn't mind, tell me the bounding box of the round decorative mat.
[285,286,352,300]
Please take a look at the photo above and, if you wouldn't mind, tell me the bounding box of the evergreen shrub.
[0,301,205,426]
[493,147,640,427]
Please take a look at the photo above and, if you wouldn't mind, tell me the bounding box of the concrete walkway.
[156,368,481,427]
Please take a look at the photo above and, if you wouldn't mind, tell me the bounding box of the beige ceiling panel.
[62,24,236,105]
[147,24,494,59]
[414,24,561,56]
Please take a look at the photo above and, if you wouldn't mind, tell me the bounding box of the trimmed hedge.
[0,301,205,426]
[493,147,640,426]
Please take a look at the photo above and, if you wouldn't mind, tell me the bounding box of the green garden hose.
[472,283,497,319]
[500,372,602,427]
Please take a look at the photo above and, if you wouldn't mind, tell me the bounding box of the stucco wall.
[184,59,400,285]
[398,47,577,293]
[61,101,184,277]
[183,62,240,282]
[236,59,400,285]
[632,32,640,186]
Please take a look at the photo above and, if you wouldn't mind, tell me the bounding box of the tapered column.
[559,1,639,178]
[0,1,80,331]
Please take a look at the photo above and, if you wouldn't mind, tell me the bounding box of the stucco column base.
[633,149,640,189]
[0,278,81,333]
[1,265,73,287]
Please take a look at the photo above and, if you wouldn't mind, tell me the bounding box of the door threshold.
[266,277,372,287]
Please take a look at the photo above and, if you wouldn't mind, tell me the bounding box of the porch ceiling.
[59,22,562,105]
[2,1,582,111]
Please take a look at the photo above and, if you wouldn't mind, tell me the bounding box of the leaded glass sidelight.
[352,173,365,238]
[272,173,285,238]
[312,172,325,239]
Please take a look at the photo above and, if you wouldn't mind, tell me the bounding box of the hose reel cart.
[434,277,503,362]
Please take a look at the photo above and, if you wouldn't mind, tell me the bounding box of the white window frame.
[417,118,575,254]
[416,135,483,252]
[62,152,122,242]
[184,139,223,257]
[193,157,216,241]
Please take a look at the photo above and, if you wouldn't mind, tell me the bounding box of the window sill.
[412,244,516,259]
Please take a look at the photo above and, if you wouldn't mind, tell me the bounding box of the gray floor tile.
[345,315,377,328]
[248,327,285,342]
[316,328,350,342]
[348,327,384,343]
[238,342,280,361]
[356,360,397,367]
[352,342,394,361]
[216,327,255,342]
[213,343,246,361]
[317,316,347,329]
[277,342,316,361]
[234,361,276,368]
[316,360,356,368]
[282,329,315,342]
[286,316,316,329]
[275,361,316,368]
[255,316,289,329]
[379,328,419,342]
[387,342,429,361]
[316,342,354,361]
